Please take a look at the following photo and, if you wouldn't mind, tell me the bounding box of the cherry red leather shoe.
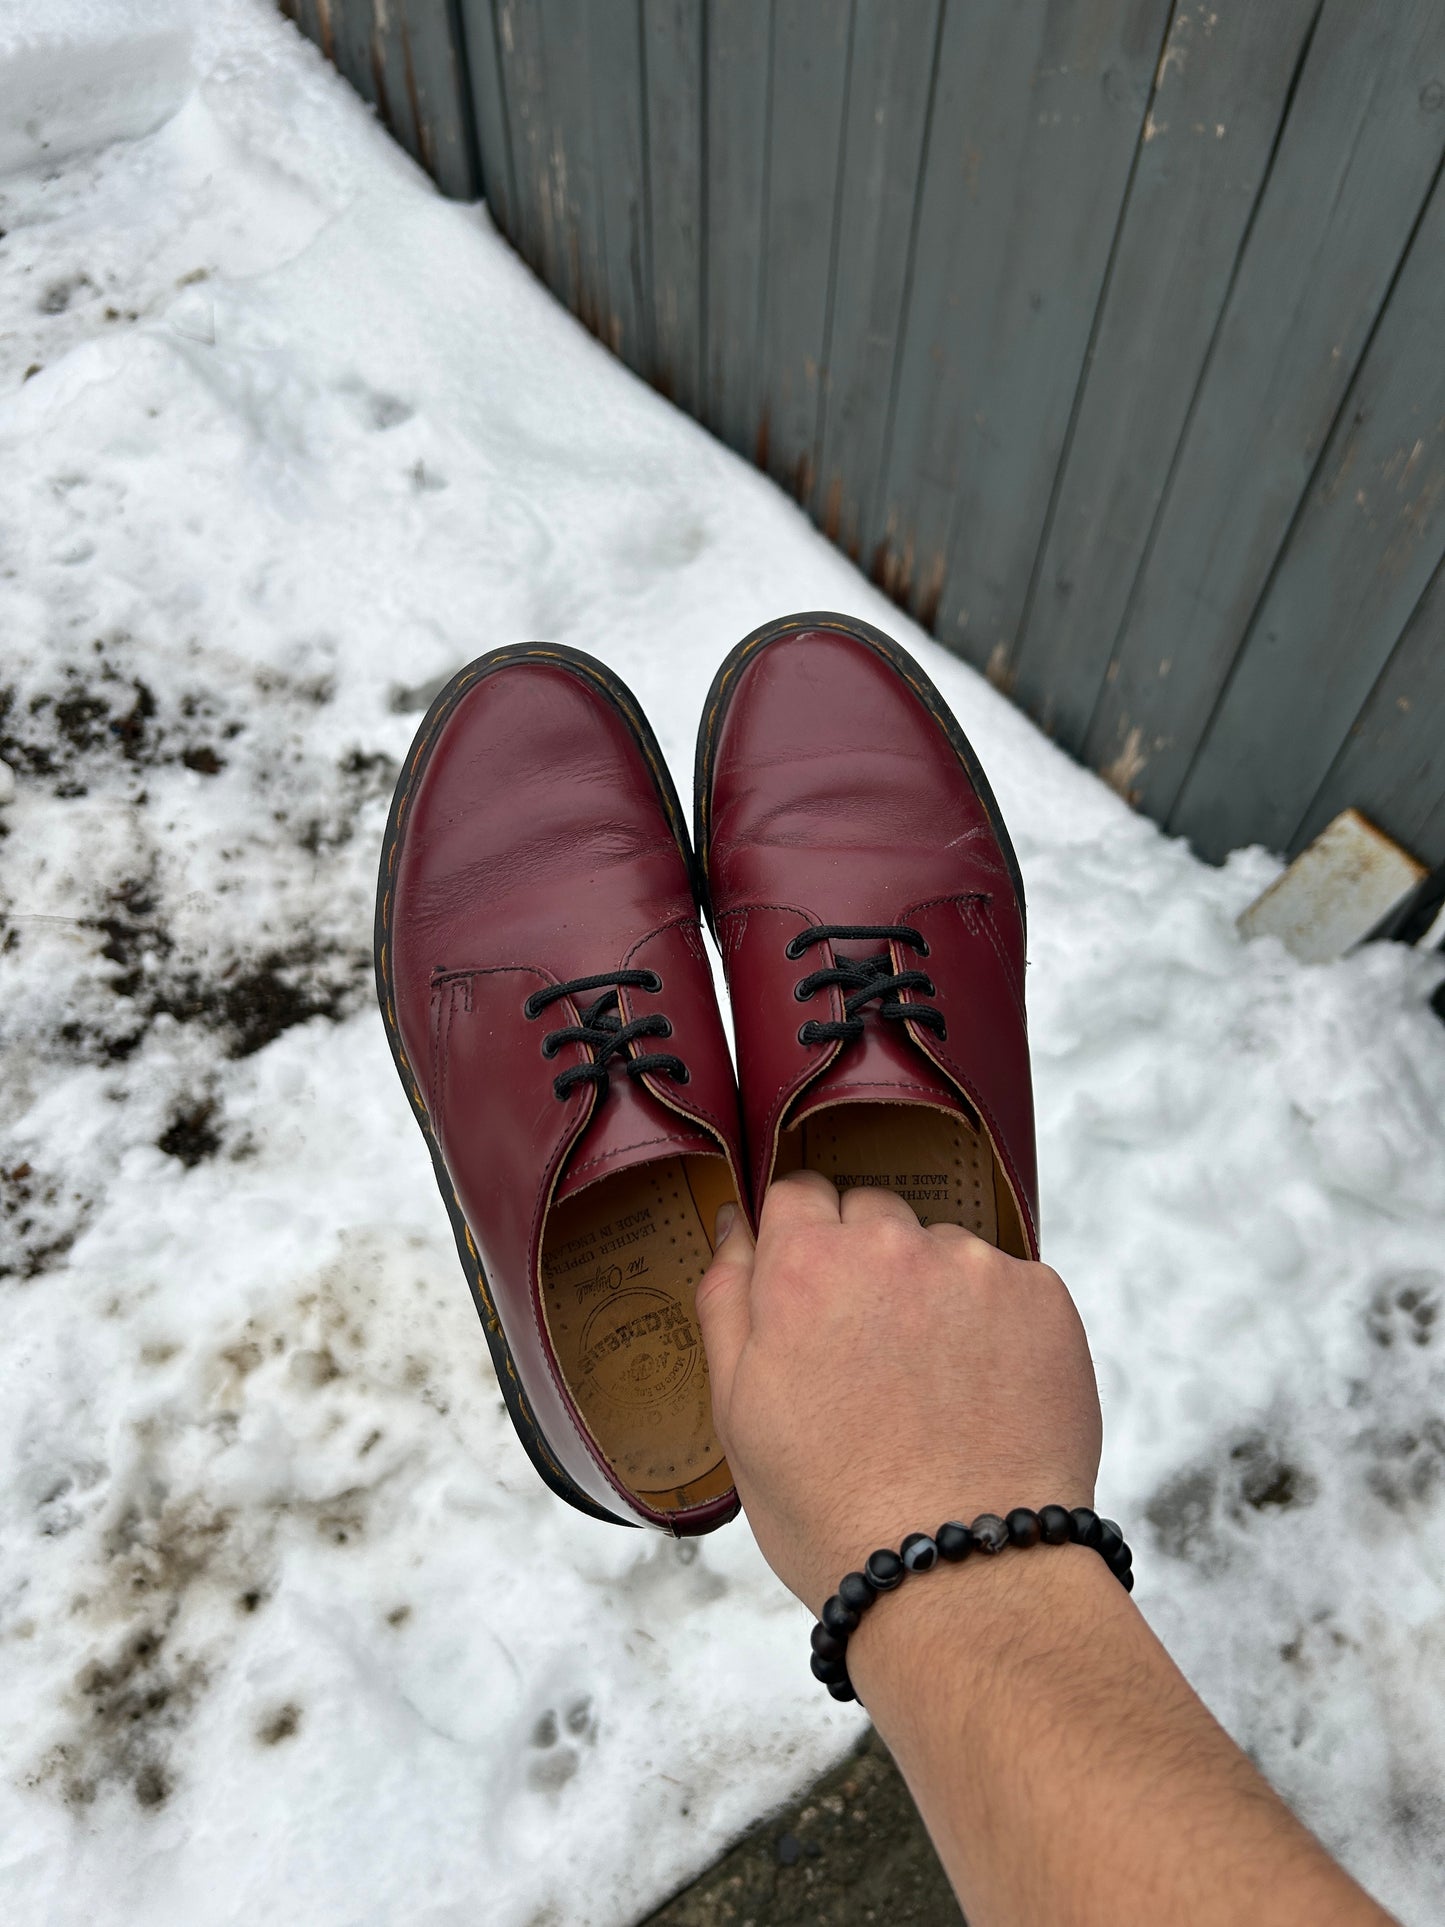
[376,645,744,1532]
[695,612,1038,1257]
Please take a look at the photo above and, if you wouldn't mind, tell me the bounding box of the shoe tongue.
[787,1012,967,1130]
[555,1070,715,1204]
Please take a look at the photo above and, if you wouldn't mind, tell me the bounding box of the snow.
[1,2,1443,1921]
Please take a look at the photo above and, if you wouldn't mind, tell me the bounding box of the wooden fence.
[279,0,1445,870]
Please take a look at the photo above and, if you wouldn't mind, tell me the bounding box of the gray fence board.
[375,3,420,155]
[642,0,704,410]
[458,0,517,237]
[494,0,559,285]
[867,0,1165,633]
[1291,555,1445,864]
[753,0,854,500]
[587,1,649,364]
[931,0,1170,667]
[536,0,608,334]
[703,0,773,461]
[812,0,940,559]
[401,1,481,199]
[1086,0,1445,822]
[296,2,333,63]
[1007,0,1321,746]
[328,0,377,108]
[1172,164,1445,860]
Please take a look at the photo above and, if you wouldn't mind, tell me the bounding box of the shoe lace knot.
[524,970,690,1101]
[786,924,947,1047]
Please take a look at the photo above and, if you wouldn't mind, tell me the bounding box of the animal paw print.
[526,1694,597,1791]
[1365,1273,1440,1350]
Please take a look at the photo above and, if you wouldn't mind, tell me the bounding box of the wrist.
[845,1538,1128,1713]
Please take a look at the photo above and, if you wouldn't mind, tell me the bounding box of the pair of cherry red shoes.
[375,613,1037,1535]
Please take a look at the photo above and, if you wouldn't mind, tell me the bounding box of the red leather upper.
[703,625,1039,1254]
[388,658,743,1527]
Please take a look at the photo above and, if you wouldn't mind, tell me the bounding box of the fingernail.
[714,1203,738,1244]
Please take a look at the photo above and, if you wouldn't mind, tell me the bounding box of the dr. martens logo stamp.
[578,1289,700,1409]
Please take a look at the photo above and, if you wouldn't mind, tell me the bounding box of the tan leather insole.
[790,1102,1026,1254]
[540,1158,727,1505]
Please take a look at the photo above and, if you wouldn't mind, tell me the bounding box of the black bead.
[1006,1507,1041,1548]
[826,1678,858,1702]
[1110,1540,1133,1572]
[1069,1506,1103,1549]
[1037,1504,1072,1546]
[970,1513,1008,1553]
[810,1623,846,1662]
[900,1532,938,1572]
[936,1521,973,1561]
[810,1651,847,1686]
[838,1571,875,1613]
[821,1594,859,1637]
[1097,1520,1123,1560]
[864,1548,904,1591]
[1120,1568,1135,1594]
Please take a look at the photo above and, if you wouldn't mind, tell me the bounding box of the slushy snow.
[1,3,1443,1922]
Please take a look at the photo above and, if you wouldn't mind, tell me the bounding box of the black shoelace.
[523,970,689,1101]
[787,924,947,1046]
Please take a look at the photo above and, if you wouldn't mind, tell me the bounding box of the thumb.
[693,1202,755,1402]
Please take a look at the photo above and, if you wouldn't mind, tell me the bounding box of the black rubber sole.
[374,642,701,1530]
[693,610,1027,939]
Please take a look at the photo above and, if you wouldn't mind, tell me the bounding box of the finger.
[693,1203,755,1398]
[838,1183,920,1228]
[758,1167,843,1237]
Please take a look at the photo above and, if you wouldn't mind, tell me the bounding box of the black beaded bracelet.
[810,1505,1134,1702]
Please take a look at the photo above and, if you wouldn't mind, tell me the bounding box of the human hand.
[694,1170,1103,1612]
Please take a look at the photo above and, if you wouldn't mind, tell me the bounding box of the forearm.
[848,1546,1395,1927]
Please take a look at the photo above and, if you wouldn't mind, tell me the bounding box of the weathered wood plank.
[296,1,331,62]
[753,0,854,501]
[457,0,517,235]
[1006,0,1321,745]
[704,0,773,460]
[1171,164,1445,860]
[321,0,374,110]
[1087,0,1445,825]
[587,0,649,367]
[494,0,560,284]
[642,0,704,411]
[536,0,609,331]
[1290,554,1445,868]
[810,0,938,556]
[867,0,1167,639]
[393,0,479,199]
[373,1,420,157]
[932,0,1173,665]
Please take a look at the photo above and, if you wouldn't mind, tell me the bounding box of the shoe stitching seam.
[565,1132,705,1176]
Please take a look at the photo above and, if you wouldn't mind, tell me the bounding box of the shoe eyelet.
[522,994,543,1020]
[657,1017,674,1039]
[784,936,806,961]
[793,980,813,1003]
[672,1065,691,1085]
[921,978,937,997]
[798,1023,817,1046]
[541,1035,560,1059]
[935,1022,948,1042]
[914,937,931,958]
[642,970,663,993]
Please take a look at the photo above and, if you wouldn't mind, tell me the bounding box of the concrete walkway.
[641,1731,963,1925]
